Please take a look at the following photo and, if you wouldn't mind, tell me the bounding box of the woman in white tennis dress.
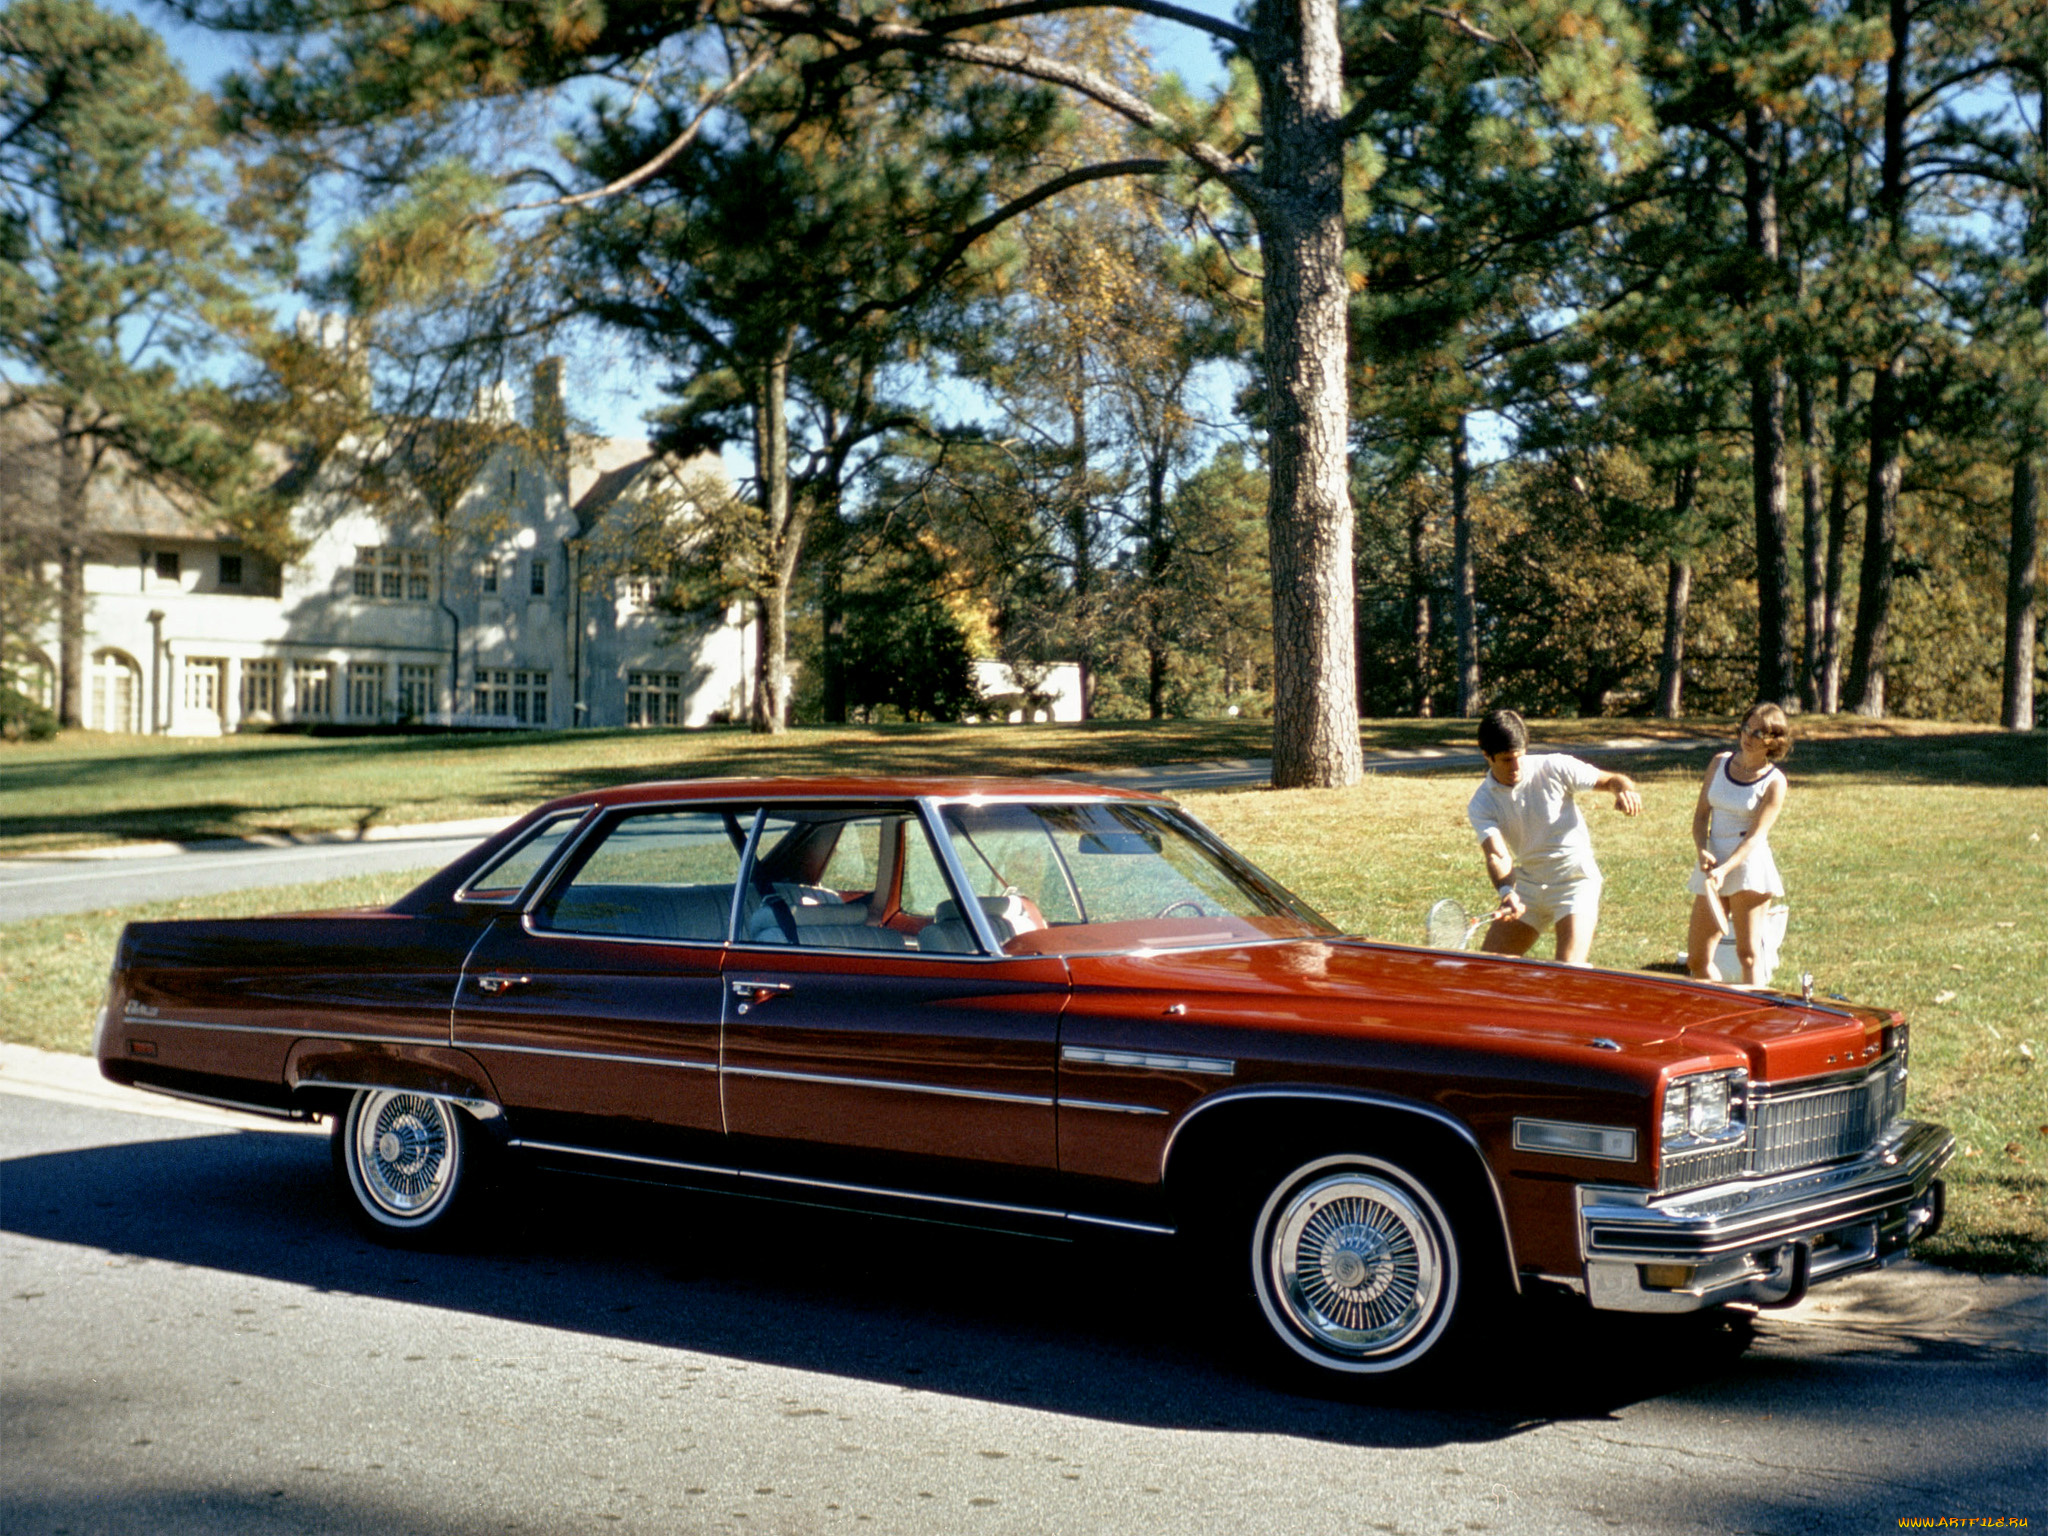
[1686,702,1791,984]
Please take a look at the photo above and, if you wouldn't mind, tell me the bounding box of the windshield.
[936,800,1335,955]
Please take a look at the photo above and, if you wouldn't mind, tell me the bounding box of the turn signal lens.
[1642,1264,1696,1291]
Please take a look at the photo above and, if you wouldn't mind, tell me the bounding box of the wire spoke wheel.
[1252,1156,1460,1376]
[338,1089,467,1235]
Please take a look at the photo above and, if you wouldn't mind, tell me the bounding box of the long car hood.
[1062,937,1889,1080]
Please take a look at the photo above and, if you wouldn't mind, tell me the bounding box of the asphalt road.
[3,1061,2042,1536]
[0,828,503,924]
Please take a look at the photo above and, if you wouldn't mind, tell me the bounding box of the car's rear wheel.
[1247,1153,1465,1381]
[333,1089,478,1245]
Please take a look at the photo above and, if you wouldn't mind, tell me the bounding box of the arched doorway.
[89,649,143,733]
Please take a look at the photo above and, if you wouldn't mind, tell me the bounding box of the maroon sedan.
[95,777,1952,1384]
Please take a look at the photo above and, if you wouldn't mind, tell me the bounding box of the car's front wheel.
[332,1089,480,1246]
[1247,1153,1465,1381]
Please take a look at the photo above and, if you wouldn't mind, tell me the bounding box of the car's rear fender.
[284,1040,507,1136]
[1161,1087,1519,1296]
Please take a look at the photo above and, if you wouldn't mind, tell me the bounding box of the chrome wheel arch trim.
[297,1080,503,1121]
[1160,1085,1519,1292]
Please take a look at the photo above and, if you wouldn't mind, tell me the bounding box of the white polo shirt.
[1467,753,1604,886]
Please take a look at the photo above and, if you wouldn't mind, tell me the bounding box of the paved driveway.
[2,1046,2041,1536]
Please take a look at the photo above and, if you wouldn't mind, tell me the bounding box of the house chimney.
[531,358,568,489]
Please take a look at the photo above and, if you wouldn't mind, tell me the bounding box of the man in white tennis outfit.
[1468,708,1643,964]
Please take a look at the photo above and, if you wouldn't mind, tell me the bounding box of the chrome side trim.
[459,1039,717,1073]
[1058,1098,1170,1117]
[501,1146,1171,1236]
[132,1016,442,1048]
[1161,1085,1519,1292]
[124,1080,319,1123]
[1064,1211,1178,1236]
[500,1139,1174,1235]
[738,1167,1060,1220]
[723,1064,1054,1108]
[1062,1046,1234,1075]
[508,1140,736,1179]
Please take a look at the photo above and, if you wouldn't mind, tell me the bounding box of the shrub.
[0,686,58,742]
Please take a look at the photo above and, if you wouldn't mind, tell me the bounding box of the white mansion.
[9,363,757,736]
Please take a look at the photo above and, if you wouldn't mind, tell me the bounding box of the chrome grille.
[1662,1056,1904,1193]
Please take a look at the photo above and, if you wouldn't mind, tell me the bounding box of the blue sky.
[121,0,1243,452]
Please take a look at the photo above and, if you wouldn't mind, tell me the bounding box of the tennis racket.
[1700,877,1731,936]
[1425,898,1492,950]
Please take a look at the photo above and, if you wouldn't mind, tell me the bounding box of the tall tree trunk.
[1658,559,1692,719]
[1451,414,1479,716]
[1253,0,1360,787]
[816,503,847,725]
[1407,494,1431,717]
[1657,464,1698,719]
[2007,452,2041,731]
[1820,361,1853,713]
[2004,227,2046,731]
[55,418,91,729]
[1845,0,1911,718]
[1145,454,1170,721]
[1797,372,1825,712]
[1739,35,1795,708]
[751,346,797,735]
[1067,378,1095,721]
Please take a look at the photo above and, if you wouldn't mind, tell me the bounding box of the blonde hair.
[1740,702,1792,762]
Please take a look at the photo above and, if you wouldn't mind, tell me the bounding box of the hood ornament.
[1801,972,1814,1005]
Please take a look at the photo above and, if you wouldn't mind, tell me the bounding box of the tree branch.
[835,156,1171,331]
[503,53,771,214]
[745,0,1263,211]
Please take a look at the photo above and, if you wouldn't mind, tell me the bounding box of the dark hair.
[1478,708,1527,757]
[1740,702,1792,762]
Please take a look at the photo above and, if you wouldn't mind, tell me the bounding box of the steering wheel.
[1155,898,1207,918]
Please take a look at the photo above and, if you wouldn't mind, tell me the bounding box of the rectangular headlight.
[1661,1068,1749,1156]
[1513,1118,1638,1162]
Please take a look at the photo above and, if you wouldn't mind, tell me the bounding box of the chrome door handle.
[475,973,532,995]
[730,979,792,1015]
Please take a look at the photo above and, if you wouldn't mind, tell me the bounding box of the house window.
[183,657,226,722]
[625,671,687,728]
[219,554,243,586]
[89,650,142,733]
[293,662,332,720]
[621,574,657,607]
[529,557,547,598]
[481,561,498,594]
[347,662,387,720]
[398,664,436,718]
[242,659,279,718]
[354,547,428,602]
[473,668,548,726]
[154,551,180,581]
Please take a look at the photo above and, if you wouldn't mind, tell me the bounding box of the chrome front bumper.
[1577,1119,1954,1313]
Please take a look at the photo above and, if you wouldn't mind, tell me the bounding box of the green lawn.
[2,720,2040,1273]
[0,712,1922,856]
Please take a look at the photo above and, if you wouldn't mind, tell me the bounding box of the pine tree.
[0,0,277,726]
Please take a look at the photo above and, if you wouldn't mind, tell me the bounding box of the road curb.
[5,815,517,866]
